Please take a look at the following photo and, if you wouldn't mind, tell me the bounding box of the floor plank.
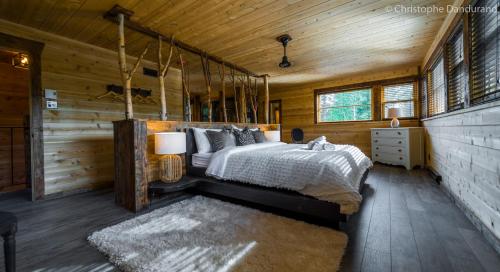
[0,164,498,272]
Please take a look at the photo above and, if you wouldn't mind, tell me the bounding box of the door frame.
[0,32,45,200]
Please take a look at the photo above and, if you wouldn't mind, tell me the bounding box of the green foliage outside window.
[318,89,372,122]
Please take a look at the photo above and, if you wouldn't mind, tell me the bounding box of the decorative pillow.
[206,129,235,152]
[192,128,221,153]
[233,127,256,146]
[252,130,265,143]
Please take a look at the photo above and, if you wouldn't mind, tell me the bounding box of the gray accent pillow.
[234,127,256,146]
[206,128,235,152]
[252,130,265,143]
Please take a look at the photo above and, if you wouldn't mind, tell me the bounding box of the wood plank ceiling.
[0,0,452,91]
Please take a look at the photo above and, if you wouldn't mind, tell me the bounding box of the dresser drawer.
[373,152,407,164]
[372,129,407,138]
[373,145,406,155]
[372,137,406,147]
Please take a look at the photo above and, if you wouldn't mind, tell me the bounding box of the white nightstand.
[371,127,424,170]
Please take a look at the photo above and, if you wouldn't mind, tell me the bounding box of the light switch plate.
[45,89,57,99]
[46,100,58,109]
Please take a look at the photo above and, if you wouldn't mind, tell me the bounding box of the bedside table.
[371,127,424,170]
[148,176,200,203]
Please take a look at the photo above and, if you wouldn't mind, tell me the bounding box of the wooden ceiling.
[0,0,451,90]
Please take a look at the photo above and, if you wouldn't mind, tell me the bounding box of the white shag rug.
[88,196,347,272]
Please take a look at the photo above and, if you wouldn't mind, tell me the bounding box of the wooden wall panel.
[423,102,500,247]
[0,20,183,196]
[270,68,420,157]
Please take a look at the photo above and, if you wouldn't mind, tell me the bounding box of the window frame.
[427,53,447,117]
[381,81,418,120]
[315,87,374,123]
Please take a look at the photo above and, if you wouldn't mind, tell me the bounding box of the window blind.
[470,0,500,104]
[428,57,446,116]
[382,82,415,118]
[421,75,428,119]
[446,25,465,111]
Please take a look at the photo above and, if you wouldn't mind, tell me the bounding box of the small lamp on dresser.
[387,107,401,128]
[155,132,186,183]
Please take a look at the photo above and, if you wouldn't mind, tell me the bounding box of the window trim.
[380,81,418,120]
[313,76,419,124]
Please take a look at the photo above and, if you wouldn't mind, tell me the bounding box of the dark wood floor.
[0,164,498,272]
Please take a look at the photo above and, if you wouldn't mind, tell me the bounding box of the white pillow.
[192,128,221,153]
[231,124,259,131]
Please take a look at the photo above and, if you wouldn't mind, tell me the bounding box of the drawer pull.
[375,154,378,157]
[397,132,401,135]
[374,140,378,143]
[376,147,379,150]
[398,141,402,144]
[398,149,402,152]
[399,157,403,160]
[376,132,379,135]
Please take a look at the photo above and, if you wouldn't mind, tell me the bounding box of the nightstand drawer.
[373,145,406,155]
[372,137,406,147]
[372,129,407,138]
[373,152,407,163]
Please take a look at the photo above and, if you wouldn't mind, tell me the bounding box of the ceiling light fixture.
[12,53,29,69]
[277,34,292,68]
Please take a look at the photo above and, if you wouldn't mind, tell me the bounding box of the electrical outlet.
[45,89,57,99]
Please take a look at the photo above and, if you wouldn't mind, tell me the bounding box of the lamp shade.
[387,107,401,118]
[155,132,186,155]
[264,130,281,142]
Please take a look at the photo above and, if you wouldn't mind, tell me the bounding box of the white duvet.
[206,142,373,214]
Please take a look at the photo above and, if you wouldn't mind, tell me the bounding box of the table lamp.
[387,107,401,128]
[155,132,186,182]
[264,130,281,142]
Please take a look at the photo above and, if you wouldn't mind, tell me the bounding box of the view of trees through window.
[318,89,372,122]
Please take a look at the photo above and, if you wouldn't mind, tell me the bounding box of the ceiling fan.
[277,34,292,68]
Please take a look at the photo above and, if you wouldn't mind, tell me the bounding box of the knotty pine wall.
[423,102,500,251]
[0,20,183,196]
[269,67,420,157]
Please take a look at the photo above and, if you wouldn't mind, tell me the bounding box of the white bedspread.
[206,142,373,214]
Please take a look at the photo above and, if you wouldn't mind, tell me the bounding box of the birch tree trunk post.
[263,74,270,124]
[230,68,239,123]
[247,75,257,124]
[117,13,150,120]
[239,75,247,123]
[157,36,174,120]
[200,54,212,123]
[217,63,227,123]
[177,48,191,122]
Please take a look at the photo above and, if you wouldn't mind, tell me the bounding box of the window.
[428,57,446,116]
[382,82,415,118]
[446,25,465,111]
[469,0,500,105]
[317,88,372,122]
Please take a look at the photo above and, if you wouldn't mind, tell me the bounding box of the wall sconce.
[12,53,29,69]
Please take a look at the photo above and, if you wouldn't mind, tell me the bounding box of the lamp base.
[390,118,400,128]
[159,154,182,182]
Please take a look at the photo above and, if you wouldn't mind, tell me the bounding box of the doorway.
[0,50,30,193]
[0,32,45,200]
[269,100,281,124]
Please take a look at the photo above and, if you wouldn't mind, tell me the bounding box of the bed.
[185,128,372,229]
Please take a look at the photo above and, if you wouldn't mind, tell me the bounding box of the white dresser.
[371,127,424,170]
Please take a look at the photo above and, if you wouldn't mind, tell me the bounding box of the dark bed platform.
[176,128,368,229]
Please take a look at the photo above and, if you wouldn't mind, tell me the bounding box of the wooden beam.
[104,5,259,77]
